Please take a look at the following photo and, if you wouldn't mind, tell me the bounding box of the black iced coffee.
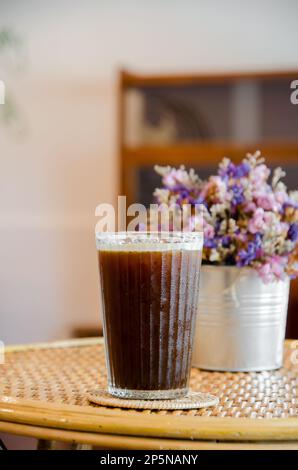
[97,232,203,399]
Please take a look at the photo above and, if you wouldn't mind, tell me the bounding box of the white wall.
[1,0,298,344]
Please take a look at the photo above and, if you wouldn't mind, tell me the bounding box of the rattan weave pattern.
[0,339,297,418]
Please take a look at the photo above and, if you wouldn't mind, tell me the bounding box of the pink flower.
[203,222,215,239]
[275,190,288,205]
[271,256,287,279]
[250,164,270,187]
[253,191,280,211]
[248,208,267,234]
[257,262,273,283]
[243,201,257,213]
[257,256,287,283]
[162,170,180,189]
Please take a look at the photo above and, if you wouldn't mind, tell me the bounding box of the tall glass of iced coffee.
[96,231,203,399]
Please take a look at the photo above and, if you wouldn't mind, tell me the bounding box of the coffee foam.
[96,232,203,252]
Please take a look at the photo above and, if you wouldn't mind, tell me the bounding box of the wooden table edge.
[1,420,298,450]
[0,395,297,441]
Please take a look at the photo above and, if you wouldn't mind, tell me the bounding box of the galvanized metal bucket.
[192,265,290,371]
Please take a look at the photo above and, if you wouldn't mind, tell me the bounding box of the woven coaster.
[87,389,219,410]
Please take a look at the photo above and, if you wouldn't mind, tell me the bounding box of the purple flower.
[237,244,257,266]
[204,238,217,249]
[176,188,190,203]
[236,233,263,267]
[288,223,298,242]
[254,232,263,250]
[234,162,250,178]
[230,184,244,206]
[215,219,221,233]
[219,161,250,179]
[237,246,255,266]
[221,235,231,247]
[218,162,235,180]
[194,195,205,204]
[170,184,188,193]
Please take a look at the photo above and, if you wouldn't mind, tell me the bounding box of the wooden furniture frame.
[118,69,298,206]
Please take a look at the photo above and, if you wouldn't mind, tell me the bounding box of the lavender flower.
[288,223,298,242]
[234,162,250,178]
[230,184,245,206]
[236,233,262,267]
[221,235,232,248]
[219,160,250,179]
[204,238,217,249]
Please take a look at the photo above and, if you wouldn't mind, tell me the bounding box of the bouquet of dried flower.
[154,151,298,282]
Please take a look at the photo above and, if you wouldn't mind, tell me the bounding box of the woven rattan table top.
[0,338,297,442]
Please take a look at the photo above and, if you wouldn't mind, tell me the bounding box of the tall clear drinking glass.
[96,231,203,399]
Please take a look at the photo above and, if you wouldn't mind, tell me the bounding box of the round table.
[0,338,298,450]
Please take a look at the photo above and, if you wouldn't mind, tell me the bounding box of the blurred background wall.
[1,0,298,345]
